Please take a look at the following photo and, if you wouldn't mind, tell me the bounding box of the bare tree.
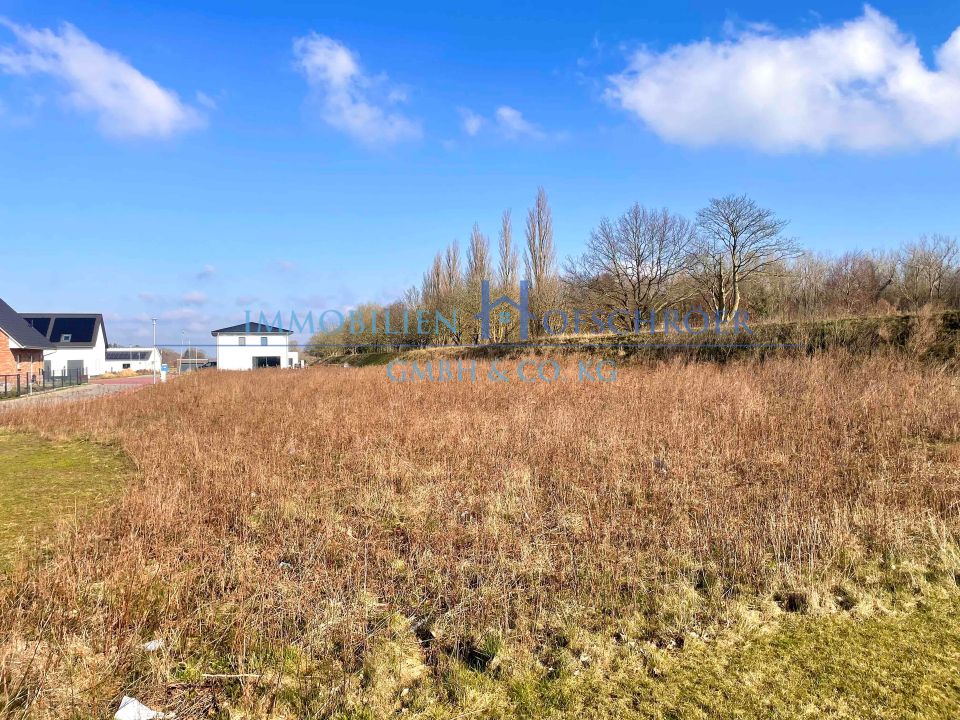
[898,234,960,308]
[466,223,491,284]
[754,253,831,321]
[524,187,558,333]
[421,252,444,308]
[824,251,896,315]
[493,210,521,342]
[497,209,519,293]
[693,194,798,322]
[400,285,424,348]
[565,204,696,318]
[442,240,462,297]
[440,241,464,343]
[419,249,458,345]
[463,224,492,343]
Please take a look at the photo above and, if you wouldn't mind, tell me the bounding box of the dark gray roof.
[211,322,292,335]
[0,298,54,349]
[106,349,153,361]
[21,313,107,348]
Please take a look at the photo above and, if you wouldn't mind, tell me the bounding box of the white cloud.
[458,107,484,136]
[159,307,205,322]
[458,105,547,140]
[158,308,212,339]
[293,32,421,145]
[196,264,216,280]
[0,18,204,138]
[182,291,207,306]
[494,106,545,139]
[195,91,217,110]
[606,6,960,152]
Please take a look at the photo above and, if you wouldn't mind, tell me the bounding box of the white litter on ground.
[115,696,170,720]
[142,639,163,652]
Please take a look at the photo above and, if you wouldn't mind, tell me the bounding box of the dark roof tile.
[0,298,55,349]
[211,322,292,335]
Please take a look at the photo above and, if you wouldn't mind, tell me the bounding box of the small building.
[211,322,298,370]
[178,357,216,374]
[104,347,160,374]
[0,297,54,384]
[21,313,108,377]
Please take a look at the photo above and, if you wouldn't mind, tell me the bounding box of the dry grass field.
[1,351,960,718]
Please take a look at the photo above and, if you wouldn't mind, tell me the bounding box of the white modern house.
[21,313,108,377]
[211,322,298,370]
[104,347,160,373]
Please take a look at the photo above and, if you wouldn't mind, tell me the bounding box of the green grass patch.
[619,598,960,719]
[361,593,960,719]
[0,431,127,563]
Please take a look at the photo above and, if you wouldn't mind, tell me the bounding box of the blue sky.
[1,0,958,346]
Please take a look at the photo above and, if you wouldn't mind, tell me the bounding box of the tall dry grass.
[1,352,959,716]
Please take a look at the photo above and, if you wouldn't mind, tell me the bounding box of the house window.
[238,337,246,346]
[260,337,268,346]
[61,333,72,342]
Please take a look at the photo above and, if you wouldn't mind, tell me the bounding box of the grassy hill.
[320,310,960,367]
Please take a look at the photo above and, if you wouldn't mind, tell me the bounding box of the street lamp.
[152,318,158,385]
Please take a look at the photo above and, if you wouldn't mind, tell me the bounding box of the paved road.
[0,376,155,410]
[90,376,157,387]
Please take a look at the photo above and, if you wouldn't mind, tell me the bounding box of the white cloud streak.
[494,106,545,139]
[293,33,421,145]
[458,107,484,136]
[0,18,204,138]
[458,105,547,140]
[606,6,960,152]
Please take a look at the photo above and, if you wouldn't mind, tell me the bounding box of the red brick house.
[0,297,54,387]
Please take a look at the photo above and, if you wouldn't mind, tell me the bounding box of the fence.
[0,369,88,399]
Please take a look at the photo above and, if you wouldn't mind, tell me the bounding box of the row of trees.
[749,235,960,319]
[565,195,798,326]
[309,189,960,353]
